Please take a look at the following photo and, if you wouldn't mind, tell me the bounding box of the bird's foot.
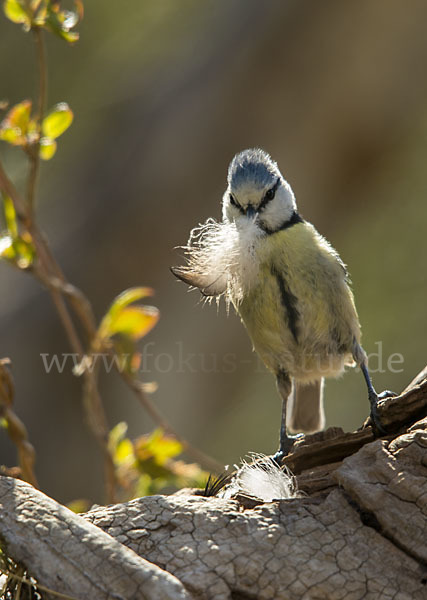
[369,390,397,435]
[378,390,398,400]
[272,433,304,466]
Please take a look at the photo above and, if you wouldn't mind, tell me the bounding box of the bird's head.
[222,149,297,234]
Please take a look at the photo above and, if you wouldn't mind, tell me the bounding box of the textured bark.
[0,477,191,600]
[0,366,426,599]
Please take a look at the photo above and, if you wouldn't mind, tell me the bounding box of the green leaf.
[116,438,134,465]
[12,234,35,268]
[41,102,73,139]
[1,193,35,268]
[109,421,135,467]
[3,194,18,237]
[135,429,183,466]
[66,498,90,514]
[149,430,183,463]
[0,233,35,269]
[32,0,47,26]
[0,126,24,145]
[6,100,31,131]
[106,306,159,341]
[56,28,79,42]
[108,421,128,451]
[3,0,31,27]
[98,287,159,343]
[39,136,57,160]
[43,1,82,43]
[109,287,155,319]
[0,100,32,146]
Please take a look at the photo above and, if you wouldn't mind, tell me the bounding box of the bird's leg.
[360,362,384,434]
[353,340,396,435]
[272,371,302,464]
[360,361,396,435]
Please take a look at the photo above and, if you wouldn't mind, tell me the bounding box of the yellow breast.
[237,222,361,380]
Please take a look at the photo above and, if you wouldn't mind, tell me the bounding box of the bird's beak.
[245,205,257,220]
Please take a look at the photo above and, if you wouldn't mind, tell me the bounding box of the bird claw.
[271,450,286,466]
[368,388,397,436]
[377,390,398,400]
[272,433,303,465]
[370,404,387,435]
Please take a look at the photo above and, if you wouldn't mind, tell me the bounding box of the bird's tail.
[286,379,325,434]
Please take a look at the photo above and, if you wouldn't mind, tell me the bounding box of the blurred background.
[0,0,426,504]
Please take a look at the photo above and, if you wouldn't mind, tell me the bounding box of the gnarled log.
[0,366,426,599]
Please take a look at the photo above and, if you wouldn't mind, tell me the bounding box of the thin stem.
[47,281,84,355]
[0,160,28,223]
[82,362,117,503]
[34,27,47,123]
[38,278,116,501]
[0,359,39,488]
[27,26,47,219]
[33,269,97,341]
[33,268,116,501]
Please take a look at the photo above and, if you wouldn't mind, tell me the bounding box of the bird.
[171,148,392,463]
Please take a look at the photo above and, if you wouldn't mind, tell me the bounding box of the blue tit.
[172,148,392,462]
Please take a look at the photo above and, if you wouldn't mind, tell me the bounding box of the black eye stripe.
[229,178,281,214]
[229,193,244,213]
[259,177,281,211]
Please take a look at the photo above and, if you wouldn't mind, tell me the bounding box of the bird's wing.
[170,266,228,297]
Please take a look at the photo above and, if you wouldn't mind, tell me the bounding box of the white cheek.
[222,191,235,222]
[222,191,246,223]
[259,187,296,230]
[223,204,241,223]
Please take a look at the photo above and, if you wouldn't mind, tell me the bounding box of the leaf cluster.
[0,0,216,509]
[0,97,73,160]
[4,0,83,42]
[109,425,207,499]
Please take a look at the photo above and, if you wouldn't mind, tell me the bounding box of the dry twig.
[0,29,221,500]
[0,359,38,488]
